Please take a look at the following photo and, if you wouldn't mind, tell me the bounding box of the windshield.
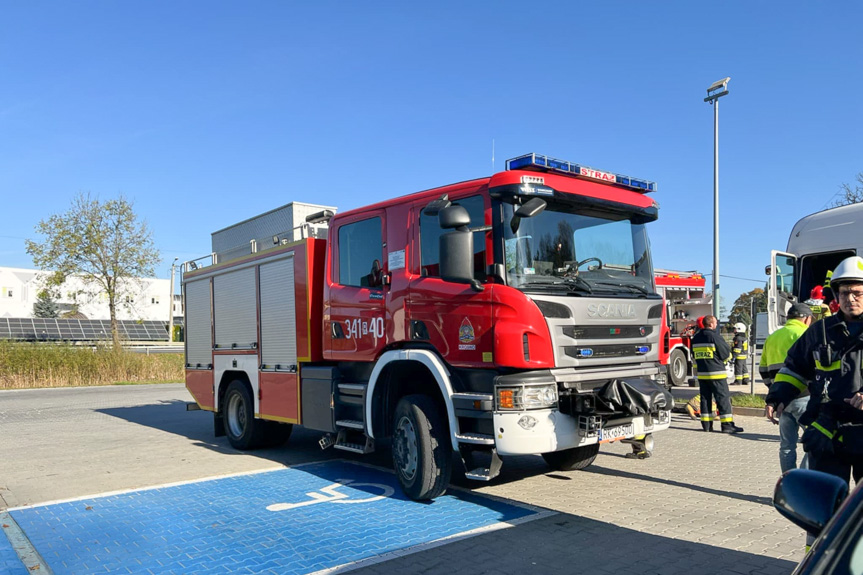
[503,201,654,296]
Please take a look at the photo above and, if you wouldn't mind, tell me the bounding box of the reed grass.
[0,341,184,389]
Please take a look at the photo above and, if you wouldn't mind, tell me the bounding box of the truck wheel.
[668,349,688,387]
[541,444,600,471]
[223,380,267,450]
[392,394,452,501]
[263,420,293,447]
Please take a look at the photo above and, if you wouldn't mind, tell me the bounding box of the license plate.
[598,423,634,443]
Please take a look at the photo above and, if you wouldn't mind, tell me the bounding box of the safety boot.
[701,421,713,432]
[721,422,744,434]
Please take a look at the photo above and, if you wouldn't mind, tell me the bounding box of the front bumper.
[491,370,672,455]
[493,408,671,455]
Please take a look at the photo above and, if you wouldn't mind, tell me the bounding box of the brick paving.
[1,384,803,575]
[346,411,801,575]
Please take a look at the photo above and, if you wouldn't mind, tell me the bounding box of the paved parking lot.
[0,383,802,575]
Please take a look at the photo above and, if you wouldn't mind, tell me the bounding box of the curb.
[673,403,764,418]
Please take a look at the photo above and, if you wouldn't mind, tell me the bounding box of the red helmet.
[810,285,824,300]
[696,316,705,329]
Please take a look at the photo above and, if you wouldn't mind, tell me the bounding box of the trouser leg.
[699,381,714,431]
[734,359,749,384]
[779,397,807,473]
[809,451,852,486]
[714,380,733,423]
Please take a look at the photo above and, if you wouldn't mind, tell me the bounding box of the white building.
[0,266,175,322]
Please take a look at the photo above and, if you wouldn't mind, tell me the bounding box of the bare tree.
[26,193,160,348]
[830,173,863,207]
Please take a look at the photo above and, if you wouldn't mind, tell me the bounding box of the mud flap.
[595,378,673,416]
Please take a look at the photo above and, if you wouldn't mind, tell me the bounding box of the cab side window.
[420,195,485,280]
[338,217,383,288]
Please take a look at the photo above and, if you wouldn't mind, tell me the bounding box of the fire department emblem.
[458,318,476,350]
[459,318,475,343]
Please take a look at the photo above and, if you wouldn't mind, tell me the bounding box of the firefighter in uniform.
[692,315,744,433]
[731,323,751,386]
[766,256,863,485]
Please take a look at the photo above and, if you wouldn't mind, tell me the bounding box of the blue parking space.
[4,461,542,574]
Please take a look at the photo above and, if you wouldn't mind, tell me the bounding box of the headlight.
[497,384,558,410]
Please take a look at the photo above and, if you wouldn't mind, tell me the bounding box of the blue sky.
[1,2,861,315]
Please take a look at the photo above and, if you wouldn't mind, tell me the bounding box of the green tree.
[829,173,863,207]
[26,193,160,348]
[728,288,767,328]
[32,289,59,318]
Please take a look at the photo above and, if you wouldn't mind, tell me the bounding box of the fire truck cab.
[183,153,673,500]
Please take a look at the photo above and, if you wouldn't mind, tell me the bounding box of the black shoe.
[701,421,712,432]
[721,422,744,434]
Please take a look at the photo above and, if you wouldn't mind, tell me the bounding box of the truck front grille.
[562,325,653,339]
[564,344,652,359]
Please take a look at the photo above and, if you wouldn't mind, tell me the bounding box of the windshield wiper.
[561,275,593,294]
[514,278,592,295]
[592,281,650,295]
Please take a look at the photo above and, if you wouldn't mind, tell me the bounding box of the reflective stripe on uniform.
[720,415,733,422]
[775,370,808,392]
[698,373,728,380]
[812,421,835,439]
[816,360,841,371]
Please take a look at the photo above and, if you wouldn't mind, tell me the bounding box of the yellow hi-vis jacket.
[758,318,809,389]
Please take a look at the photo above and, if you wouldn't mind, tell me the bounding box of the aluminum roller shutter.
[185,279,212,366]
[214,267,257,348]
[259,257,297,368]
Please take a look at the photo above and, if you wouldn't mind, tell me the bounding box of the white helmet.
[734,322,747,333]
[830,256,863,289]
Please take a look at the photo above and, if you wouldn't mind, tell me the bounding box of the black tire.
[667,348,688,387]
[223,380,268,450]
[541,444,600,471]
[392,394,452,501]
[263,420,293,447]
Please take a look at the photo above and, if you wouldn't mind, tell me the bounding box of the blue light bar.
[578,349,594,357]
[635,345,650,354]
[505,153,657,193]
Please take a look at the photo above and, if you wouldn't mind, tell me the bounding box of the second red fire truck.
[654,270,713,387]
[183,153,674,500]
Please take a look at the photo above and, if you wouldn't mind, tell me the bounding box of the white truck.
[766,202,863,333]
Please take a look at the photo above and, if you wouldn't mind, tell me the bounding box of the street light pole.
[168,257,178,342]
[705,77,730,320]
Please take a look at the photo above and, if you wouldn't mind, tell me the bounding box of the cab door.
[408,194,494,368]
[767,250,797,334]
[324,212,388,362]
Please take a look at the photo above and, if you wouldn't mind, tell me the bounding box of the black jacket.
[691,327,731,381]
[767,313,863,425]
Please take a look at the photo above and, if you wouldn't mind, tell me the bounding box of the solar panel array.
[0,318,170,342]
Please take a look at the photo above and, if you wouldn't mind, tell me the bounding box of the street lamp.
[168,257,178,342]
[704,77,730,319]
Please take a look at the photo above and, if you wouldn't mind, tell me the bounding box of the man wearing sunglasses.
[766,255,863,485]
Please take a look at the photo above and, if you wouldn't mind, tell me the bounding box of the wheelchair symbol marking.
[266,478,394,512]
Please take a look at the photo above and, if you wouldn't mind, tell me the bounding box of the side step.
[332,419,374,454]
[459,445,502,482]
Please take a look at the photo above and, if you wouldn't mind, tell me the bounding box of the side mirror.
[515,197,547,218]
[424,194,451,217]
[773,469,848,536]
[438,205,483,291]
[765,265,772,276]
[439,205,470,230]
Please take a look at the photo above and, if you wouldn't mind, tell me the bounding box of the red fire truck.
[183,153,673,500]
[653,270,713,387]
